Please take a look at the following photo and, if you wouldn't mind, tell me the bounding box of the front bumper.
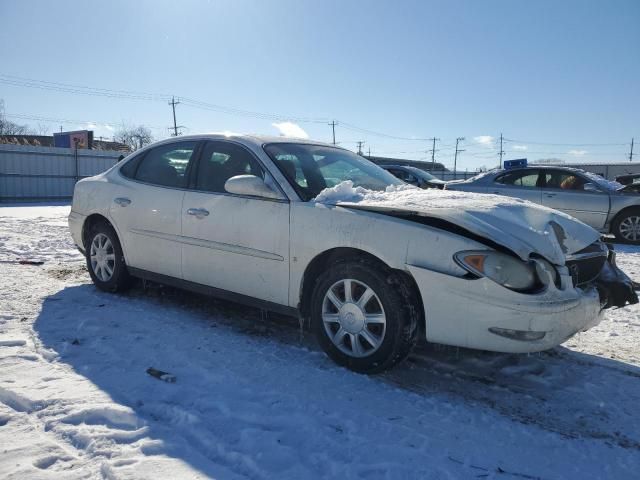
[408,264,605,353]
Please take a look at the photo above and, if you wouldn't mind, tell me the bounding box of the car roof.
[382,165,428,173]
[496,165,588,174]
[146,133,342,150]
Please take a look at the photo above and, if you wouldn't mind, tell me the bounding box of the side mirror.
[583,182,600,193]
[224,175,281,199]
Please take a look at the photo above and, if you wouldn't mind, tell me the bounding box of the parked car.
[614,173,640,186]
[446,166,640,244]
[381,165,447,189]
[69,135,637,372]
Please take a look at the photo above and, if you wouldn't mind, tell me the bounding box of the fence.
[0,144,122,202]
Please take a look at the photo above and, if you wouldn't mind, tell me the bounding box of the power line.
[1,74,634,151]
[339,122,431,141]
[504,137,628,147]
[3,112,165,131]
[0,73,329,124]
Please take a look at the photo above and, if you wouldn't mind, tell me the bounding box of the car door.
[489,169,543,204]
[109,140,199,278]
[539,169,610,229]
[180,140,290,305]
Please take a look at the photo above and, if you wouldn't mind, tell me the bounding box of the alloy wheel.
[619,216,640,241]
[321,278,387,358]
[90,233,116,282]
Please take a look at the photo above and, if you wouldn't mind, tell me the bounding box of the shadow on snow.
[33,281,640,476]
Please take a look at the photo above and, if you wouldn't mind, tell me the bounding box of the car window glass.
[544,171,587,191]
[404,173,418,184]
[389,169,413,183]
[495,170,539,188]
[134,142,197,188]
[195,141,264,193]
[120,153,143,179]
[265,143,402,201]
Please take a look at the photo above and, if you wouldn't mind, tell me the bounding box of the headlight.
[454,250,537,291]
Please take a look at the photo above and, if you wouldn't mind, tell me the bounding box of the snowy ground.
[1,204,639,479]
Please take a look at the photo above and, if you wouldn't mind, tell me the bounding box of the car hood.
[315,182,600,265]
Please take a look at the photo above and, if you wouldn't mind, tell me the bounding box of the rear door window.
[495,170,541,188]
[132,142,198,188]
[543,170,588,191]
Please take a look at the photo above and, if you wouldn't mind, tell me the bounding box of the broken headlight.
[454,250,537,291]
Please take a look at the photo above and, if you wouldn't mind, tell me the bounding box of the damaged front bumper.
[407,246,638,354]
[594,245,638,309]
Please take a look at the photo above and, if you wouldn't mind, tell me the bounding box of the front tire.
[310,259,418,373]
[612,208,640,245]
[85,222,133,292]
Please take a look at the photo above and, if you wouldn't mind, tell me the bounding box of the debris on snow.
[146,367,177,383]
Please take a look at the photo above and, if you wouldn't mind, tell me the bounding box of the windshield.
[404,166,437,181]
[581,171,624,191]
[264,143,403,201]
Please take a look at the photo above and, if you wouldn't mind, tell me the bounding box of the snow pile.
[313,180,528,210]
[1,205,640,479]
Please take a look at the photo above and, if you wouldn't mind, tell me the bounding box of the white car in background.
[68,135,637,372]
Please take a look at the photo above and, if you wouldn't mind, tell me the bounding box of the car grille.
[565,242,608,286]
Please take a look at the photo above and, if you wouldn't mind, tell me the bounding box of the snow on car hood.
[314,181,601,265]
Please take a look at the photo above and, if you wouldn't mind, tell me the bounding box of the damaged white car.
[69,135,638,373]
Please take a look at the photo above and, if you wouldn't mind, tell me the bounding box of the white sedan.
[68,135,637,372]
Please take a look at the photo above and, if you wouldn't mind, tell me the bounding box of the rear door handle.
[187,208,210,218]
[545,193,556,198]
[114,197,131,207]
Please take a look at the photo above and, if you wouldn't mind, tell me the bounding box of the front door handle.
[187,208,210,218]
[114,197,131,207]
[545,193,556,198]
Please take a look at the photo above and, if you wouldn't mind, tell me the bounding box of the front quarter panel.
[289,202,488,307]
[608,193,640,224]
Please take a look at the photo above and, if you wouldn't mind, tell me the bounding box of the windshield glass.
[581,171,624,191]
[264,143,403,201]
[404,166,436,181]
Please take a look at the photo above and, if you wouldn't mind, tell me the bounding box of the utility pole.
[328,120,337,145]
[454,137,465,178]
[367,146,371,158]
[630,137,635,162]
[168,96,184,136]
[498,133,505,168]
[356,141,365,155]
[428,137,440,168]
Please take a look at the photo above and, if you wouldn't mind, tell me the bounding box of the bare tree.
[114,124,154,151]
[0,100,32,135]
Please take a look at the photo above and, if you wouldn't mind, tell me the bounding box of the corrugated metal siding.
[0,144,120,201]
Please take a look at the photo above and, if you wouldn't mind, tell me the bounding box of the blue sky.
[1,0,638,170]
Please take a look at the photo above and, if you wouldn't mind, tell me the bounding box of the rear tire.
[85,221,133,293]
[612,208,640,245]
[310,259,418,373]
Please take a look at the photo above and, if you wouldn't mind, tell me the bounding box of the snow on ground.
[1,203,640,479]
